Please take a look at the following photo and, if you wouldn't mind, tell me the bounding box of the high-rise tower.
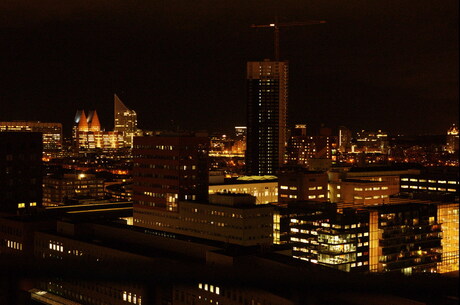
[114,94,138,148]
[246,59,288,175]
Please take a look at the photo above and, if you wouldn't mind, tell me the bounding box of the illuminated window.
[381,186,388,190]
[18,203,25,208]
[448,189,456,192]
[428,180,436,183]
[428,187,436,190]
[308,187,316,191]
[317,186,323,190]
[410,179,418,182]
[401,185,409,188]
[448,181,457,184]
[354,188,363,191]
[30,202,37,207]
[401,178,409,181]
[438,180,446,184]
[308,195,316,199]
[280,186,288,190]
[289,186,297,190]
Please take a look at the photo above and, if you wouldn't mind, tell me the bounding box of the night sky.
[0,0,458,136]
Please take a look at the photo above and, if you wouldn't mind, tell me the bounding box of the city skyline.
[0,1,457,135]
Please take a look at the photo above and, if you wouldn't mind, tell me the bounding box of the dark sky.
[0,0,458,136]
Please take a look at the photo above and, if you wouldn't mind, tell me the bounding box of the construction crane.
[250,18,326,61]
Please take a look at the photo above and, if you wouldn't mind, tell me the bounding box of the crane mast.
[251,18,326,61]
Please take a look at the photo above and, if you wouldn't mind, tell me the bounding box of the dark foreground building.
[0,132,43,214]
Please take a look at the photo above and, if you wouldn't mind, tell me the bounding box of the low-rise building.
[43,173,105,206]
[134,193,273,247]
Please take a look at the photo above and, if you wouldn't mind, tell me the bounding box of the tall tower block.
[246,59,288,175]
[114,94,138,148]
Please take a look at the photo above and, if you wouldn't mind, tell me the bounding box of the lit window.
[354,188,363,191]
[401,178,409,181]
[30,202,37,207]
[280,186,288,190]
[18,203,25,208]
[401,185,409,188]
[410,179,418,182]
[438,180,446,184]
[308,195,316,199]
[289,187,297,190]
[448,181,457,184]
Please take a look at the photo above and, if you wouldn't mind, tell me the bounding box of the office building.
[132,133,209,213]
[288,199,452,274]
[235,126,247,139]
[400,173,459,196]
[73,110,124,151]
[0,121,62,151]
[278,169,328,202]
[0,132,43,213]
[338,126,352,153]
[114,94,138,148]
[43,173,105,206]
[286,124,315,168]
[446,124,459,154]
[209,175,278,204]
[338,179,393,207]
[286,125,338,169]
[354,129,388,153]
[246,60,288,175]
[133,193,273,246]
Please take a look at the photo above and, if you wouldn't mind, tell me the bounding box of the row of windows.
[401,185,456,192]
[401,178,457,184]
[354,186,389,191]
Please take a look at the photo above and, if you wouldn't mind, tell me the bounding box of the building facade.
[446,124,459,154]
[133,134,209,214]
[278,170,328,203]
[0,121,62,151]
[133,193,273,247]
[0,132,43,213]
[246,60,288,175]
[43,173,105,206]
[73,110,124,151]
[114,94,138,148]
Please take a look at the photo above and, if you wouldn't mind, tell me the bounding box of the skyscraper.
[246,59,288,175]
[114,94,138,148]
